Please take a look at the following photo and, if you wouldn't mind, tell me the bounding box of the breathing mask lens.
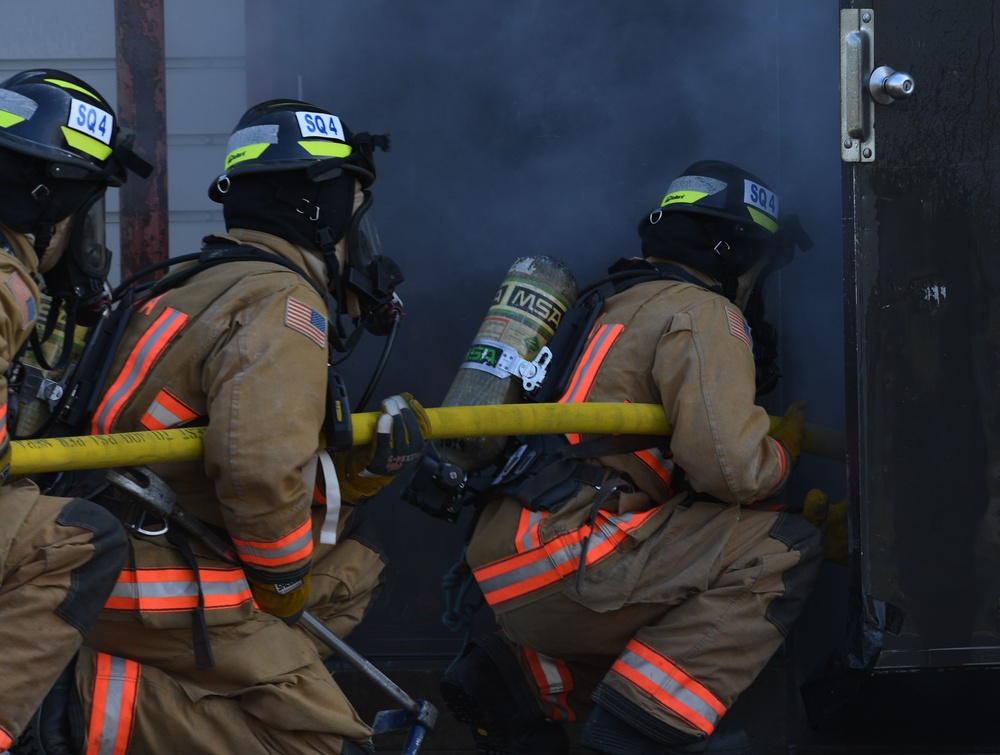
[343,201,404,335]
[44,193,111,326]
[73,194,110,278]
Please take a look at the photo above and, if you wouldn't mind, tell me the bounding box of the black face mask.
[222,171,404,338]
[221,171,356,253]
[0,149,102,236]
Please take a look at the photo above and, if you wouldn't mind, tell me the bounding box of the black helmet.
[208,99,388,202]
[638,159,812,285]
[640,160,781,241]
[0,70,151,326]
[209,99,401,350]
[0,69,142,186]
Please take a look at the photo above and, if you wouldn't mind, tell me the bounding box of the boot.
[9,660,85,755]
[582,703,752,755]
[440,634,569,755]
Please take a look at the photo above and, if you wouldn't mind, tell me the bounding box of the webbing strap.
[510,433,658,509]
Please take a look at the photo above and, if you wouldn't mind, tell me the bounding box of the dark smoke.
[249,0,845,654]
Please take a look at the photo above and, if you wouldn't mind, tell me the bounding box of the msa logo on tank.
[744,179,778,222]
[491,282,565,335]
[296,111,344,140]
[465,341,504,369]
[69,97,113,145]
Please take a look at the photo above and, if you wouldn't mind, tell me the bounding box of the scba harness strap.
[11,242,351,669]
[14,240,352,452]
[489,259,714,512]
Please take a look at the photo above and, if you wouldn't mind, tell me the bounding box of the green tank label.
[464,341,503,368]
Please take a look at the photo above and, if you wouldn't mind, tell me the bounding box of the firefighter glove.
[338,393,430,500]
[769,400,807,464]
[800,488,848,565]
[0,438,10,485]
[248,571,311,625]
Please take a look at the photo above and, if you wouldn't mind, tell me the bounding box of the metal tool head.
[105,465,177,509]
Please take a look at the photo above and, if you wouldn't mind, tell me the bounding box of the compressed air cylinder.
[434,255,578,472]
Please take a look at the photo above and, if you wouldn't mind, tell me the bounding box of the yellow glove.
[336,393,431,501]
[0,439,10,485]
[248,571,311,625]
[769,400,807,464]
[800,488,848,565]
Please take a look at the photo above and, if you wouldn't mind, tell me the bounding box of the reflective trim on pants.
[87,652,140,755]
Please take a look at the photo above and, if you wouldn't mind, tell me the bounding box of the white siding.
[0,0,248,269]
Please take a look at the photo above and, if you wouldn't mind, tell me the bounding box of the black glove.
[338,393,430,500]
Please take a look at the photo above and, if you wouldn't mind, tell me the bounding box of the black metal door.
[843,1,1000,672]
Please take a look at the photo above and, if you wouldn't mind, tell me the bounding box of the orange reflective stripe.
[611,639,725,737]
[88,652,140,755]
[558,322,624,405]
[633,447,673,488]
[0,726,12,750]
[474,507,662,606]
[760,436,790,499]
[91,307,188,434]
[523,647,576,723]
[104,566,253,613]
[140,388,198,430]
[514,508,546,553]
[231,518,313,569]
[0,401,7,447]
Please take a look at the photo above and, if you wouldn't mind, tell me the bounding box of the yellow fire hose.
[9,402,845,475]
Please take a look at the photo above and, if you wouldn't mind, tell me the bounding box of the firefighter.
[441,160,823,754]
[34,100,427,754]
[0,69,147,751]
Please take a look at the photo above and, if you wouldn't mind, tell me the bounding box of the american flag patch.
[285,296,327,347]
[5,271,36,330]
[726,307,753,351]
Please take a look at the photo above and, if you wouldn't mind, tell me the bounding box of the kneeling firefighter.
[17,99,428,755]
[0,69,151,752]
[438,160,823,754]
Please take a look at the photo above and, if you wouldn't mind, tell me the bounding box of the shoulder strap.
[125,240,354,452]
[527,260,717,404]
[124,241,329,307]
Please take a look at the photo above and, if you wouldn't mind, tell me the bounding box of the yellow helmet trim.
[224,143,270,171]
[747,206,779,233]
[660,190,707,207]
[0,110,26,128]
[299,141,353,158]
[61,126,113,161]
[44,77,99,100]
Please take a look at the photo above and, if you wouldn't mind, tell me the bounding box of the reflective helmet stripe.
[61,125,113,160]
[299,140,353,158]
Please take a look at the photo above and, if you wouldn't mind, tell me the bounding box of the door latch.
[840,9,916,163]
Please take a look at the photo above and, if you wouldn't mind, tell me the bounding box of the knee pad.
[765,512,824,635]
[56,498,128,634]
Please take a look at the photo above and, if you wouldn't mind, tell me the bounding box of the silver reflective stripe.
[618,647,722,730]
[0,89,38,120]
[95,655,132,755]
[235,526,312,564]
[665,174,726,196]
[108,574,250,606]
[517,510,545,552]
[144,398,180,428]
[227,123,279,152]
[534,652,573,722]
